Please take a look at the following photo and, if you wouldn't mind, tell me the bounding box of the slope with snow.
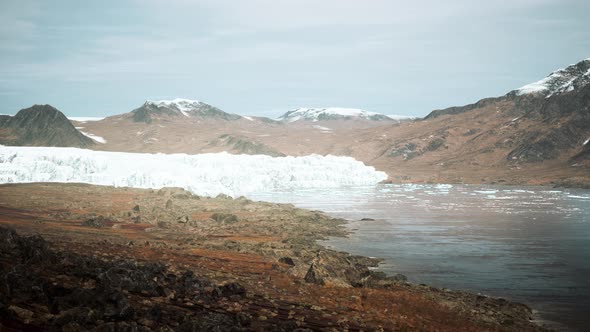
[68,117,105,122]
[0,147,387,197]
[278,107,391,122]
[385,114,418,121]
[515,58,590,97]
[145,98,206,117]
[140,98,245,121]
[79,131,107,144]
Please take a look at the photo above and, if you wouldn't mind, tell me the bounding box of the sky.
[1,0,589,119]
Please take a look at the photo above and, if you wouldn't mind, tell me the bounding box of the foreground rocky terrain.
[0,183,546,331]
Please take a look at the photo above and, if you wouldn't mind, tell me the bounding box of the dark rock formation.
[0,226,264,331]
[130,100,241,123]
[507,84,590,162]
[0,104,94,147]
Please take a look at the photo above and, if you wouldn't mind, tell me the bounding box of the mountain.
[278,107,393,122]
[361,58,590,187]
[422,58,590,163]
[426,59,590,120]
[8,59,588,187]
[513,58,590,97]
[130,98,242,123]
[0,104,94,147]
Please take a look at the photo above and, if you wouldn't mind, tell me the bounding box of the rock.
[81,216,110,228]
[219,282,246,297]
[157,221,171,229]
[391,273,408,282]
[278,257,295,266]
[165,199,173,209]
[172,193,190,200]
[210,213,238,224]
[215,193,232,200]
[177,215,189,224]
[7,305,34,323]
[360,218,375,221]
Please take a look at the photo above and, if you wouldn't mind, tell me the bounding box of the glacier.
[0,146,388,197]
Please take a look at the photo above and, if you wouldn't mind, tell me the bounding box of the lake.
[250,184,590,331]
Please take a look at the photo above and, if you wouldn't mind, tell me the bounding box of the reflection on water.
[250,184,590,331]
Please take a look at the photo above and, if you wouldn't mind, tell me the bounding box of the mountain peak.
[132,98,241,123]
[514,58,590,97]
[144,98,204,117]
[0,104,94,147]
[278,107,391,122]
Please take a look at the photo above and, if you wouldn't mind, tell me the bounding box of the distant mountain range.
[1,58,589,187]
[278,107,394,122]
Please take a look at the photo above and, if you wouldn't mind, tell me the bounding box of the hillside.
[0,104,94,147]
[365,58,590,186]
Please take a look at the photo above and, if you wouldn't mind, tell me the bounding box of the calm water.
[250,184,590,331]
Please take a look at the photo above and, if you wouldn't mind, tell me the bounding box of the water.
[250,184,590,331]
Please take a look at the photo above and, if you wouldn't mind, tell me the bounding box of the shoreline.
[0,183,549,331]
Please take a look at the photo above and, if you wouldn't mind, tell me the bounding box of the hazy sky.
[1,0,589,118]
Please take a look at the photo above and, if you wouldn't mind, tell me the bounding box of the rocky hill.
[0,104,94,147]
[363,58,590,186]
[130,98,243,123]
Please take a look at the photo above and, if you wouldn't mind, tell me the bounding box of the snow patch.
[68,117,105,122]
[79,131,106,144]
[0,147,387,197]
[515,59,590,97]
[584,138,590,146]
[312,125,332,131]
[386,114,417,121]
[279,107,387,122]
[146,98,203,117]
[242,116,254,121]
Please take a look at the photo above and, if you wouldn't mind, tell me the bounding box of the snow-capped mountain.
[131,98,242,123]
[515,58,590,97]
[144,98,210,117]
[0,146,387,197]
[278,107,392,122]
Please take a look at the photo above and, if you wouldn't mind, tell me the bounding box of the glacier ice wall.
[0,146,388,197]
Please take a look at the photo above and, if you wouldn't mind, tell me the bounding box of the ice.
[0,146,387,197]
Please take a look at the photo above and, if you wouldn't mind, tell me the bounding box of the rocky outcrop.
[208,134,286,157]
[0,104,94,147]
[507,84,590,162]
[0,226,277,331]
